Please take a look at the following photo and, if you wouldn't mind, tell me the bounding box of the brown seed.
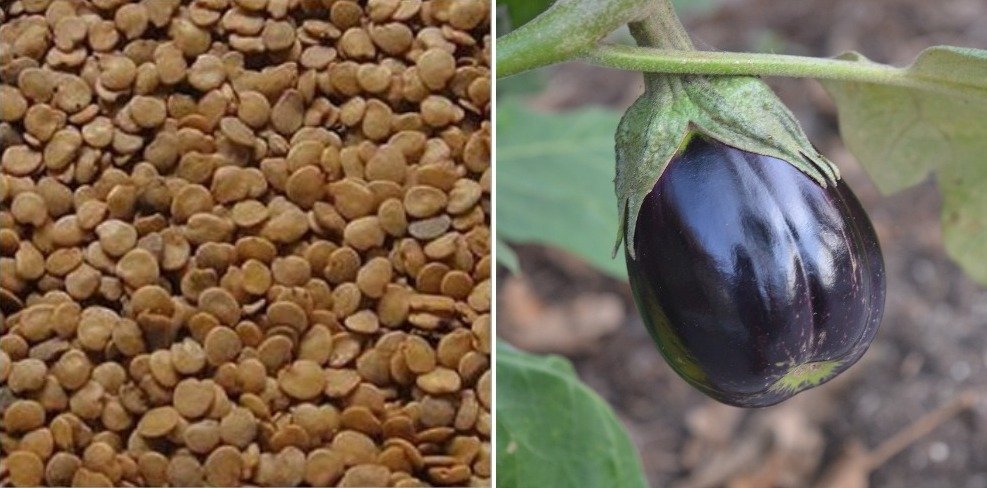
[115,248,160,288]
[204,445,243,487]
[137,407,180,437]
[417,48,456,90]
[286,165,325,208]
[305,448,346,486]
[43,128,82,170]
[344,310,380,334]
[96,219,137,257]
[404,185,448,218]
[220,116,256,147]
[167,455,205,486]
[278,360,327,400]
[11,191,48,226]
[416,367,461,394]
[262,20,296,51]
[204,326,243,366]
[8,450,44,487]
[4,400,46,433]
[260,205,309,243]
[220,407,257,448]
[271,90,305,135]
[184,419,221,454]
[339,463,390,487]
[3,145,43,176]
[173,378,215,418]
[130,96,167,128]
[9,358,47,393]
[188,54,226,91]
[344,216,385,251]
[236,91,271,128]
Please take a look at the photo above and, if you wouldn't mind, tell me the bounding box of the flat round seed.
[115,248,160,288]
[356,257,392,298]
[188,55,226,91]
[52,349,91,390]
[220,116,256,147]
[9,358,47,392]
[99,56,138,91]
[129,96,167,128]
[236,91,270,128]
[278,360,326,400]
[300,46,336,69]
[183,420,221,453]
[43,128,82,170]
[285,166,324,208]
[219,407,257,448]
[343,217,385,251]
[198,287,241,325]
[403,336,437,374]
[417,48,456,90]
[173,378,215,418]
[416,367,461,394]
[3,145,43,176]
[77,307,117,351]
[404,186,448,218]
[0,85,28,121]
[447,179,483,214]
[305,449,345,486]
[204,445,243,487]
[96,219,137,257]
[149,350,179,387]
[344,310,380,334]
[11,192,48,226]
[271,90,304,135]
[204,326,242,366]
[231,200,270,228]
[4,400,46,433]
[167,455,205,486]
[262,21,296,51]
[115,3,149,38]
[8,450,44,487]
[137,407,180,437]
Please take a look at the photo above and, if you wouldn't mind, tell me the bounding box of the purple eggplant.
[626,137,885,407]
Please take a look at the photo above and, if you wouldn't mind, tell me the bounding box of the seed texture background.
[0,0,491,486]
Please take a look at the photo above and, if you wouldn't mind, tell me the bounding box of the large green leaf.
[821,47,987,284]
[497,342,647,488]
[497,100,626,278]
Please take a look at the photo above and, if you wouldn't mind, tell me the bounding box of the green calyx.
[768,359,844,394]
[614,73,841,258]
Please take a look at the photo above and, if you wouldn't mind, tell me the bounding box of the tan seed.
[138,407,180,437]
[278,360,327,400]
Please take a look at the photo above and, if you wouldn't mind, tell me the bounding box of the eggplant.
[626,136,885,407]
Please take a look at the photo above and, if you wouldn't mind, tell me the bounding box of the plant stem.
[627,0,695,90]
[496,0,653,78]
[583,45,970,94]
[628,0,693,50]
[585,45,901,82]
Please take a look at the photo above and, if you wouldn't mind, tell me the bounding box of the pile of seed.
[0,0,491,485]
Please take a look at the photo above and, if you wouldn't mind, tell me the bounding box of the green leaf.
[497,0,557,31]
[821,47,987,284]
[497,99,627,278]
[497,342,647,488]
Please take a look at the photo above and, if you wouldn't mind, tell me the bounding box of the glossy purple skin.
[626,138,885,407]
